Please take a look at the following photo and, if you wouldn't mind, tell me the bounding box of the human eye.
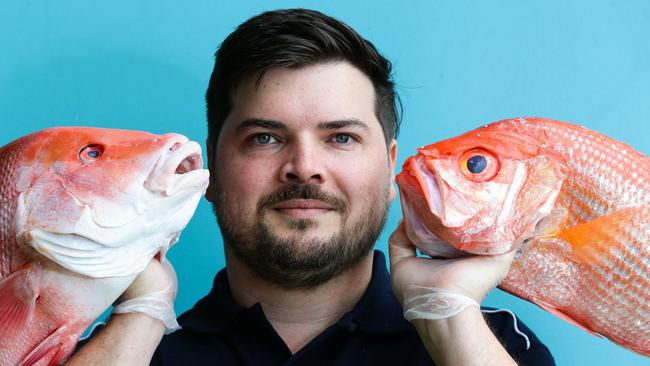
[250,133,279,145]
[330,133,356,145]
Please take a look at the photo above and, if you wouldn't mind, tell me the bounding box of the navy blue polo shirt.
[151,251,554,365]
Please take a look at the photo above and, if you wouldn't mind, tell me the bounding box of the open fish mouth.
[175,153,202,174]
[168,141,203,174]
[146,139,210,195]
[165,140,203,175]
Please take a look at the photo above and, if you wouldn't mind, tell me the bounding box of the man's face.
[207,61,397,288]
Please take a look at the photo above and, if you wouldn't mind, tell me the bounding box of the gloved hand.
[112,256,181,334]
[389,222,515,320]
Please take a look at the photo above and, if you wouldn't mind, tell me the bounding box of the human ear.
[388,139,398,201]
[205,140,216,202]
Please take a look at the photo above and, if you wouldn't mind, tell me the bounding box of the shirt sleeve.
[150,347,163,365]
[483,309,556,366]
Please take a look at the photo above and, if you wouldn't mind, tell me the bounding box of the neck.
[225,248,374,354]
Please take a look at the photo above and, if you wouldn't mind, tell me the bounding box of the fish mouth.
[175,153,202,174]
[146,139,210,195]
[408,155,473,228]
[167,141,204,175]
[410,156,444,220]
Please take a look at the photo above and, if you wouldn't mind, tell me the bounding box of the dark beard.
[213,183,390,289]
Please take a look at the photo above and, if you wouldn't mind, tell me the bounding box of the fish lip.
[414,156,444,220]
[175,153,202,174]
[168,142,204,176]
[146,139,210,194]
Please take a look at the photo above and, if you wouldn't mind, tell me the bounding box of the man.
[71,9,554,365]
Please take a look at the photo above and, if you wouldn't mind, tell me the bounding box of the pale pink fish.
[0,127,209,365]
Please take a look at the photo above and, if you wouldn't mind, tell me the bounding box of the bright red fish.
[0,127,209,365]
[396,117,649,356]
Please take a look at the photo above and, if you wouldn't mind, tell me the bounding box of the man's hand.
[117,256,177,306]
[67,257,177,366]
[388,222,518,366]
[389,222,515,305]
[113,256,181,333]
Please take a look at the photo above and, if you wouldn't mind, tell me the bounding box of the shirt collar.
[179,250,412,335]
[336,250,412,334]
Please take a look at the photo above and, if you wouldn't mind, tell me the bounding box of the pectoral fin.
[0,264,38,332]
[19,324,80,366]
[555,207,644,265]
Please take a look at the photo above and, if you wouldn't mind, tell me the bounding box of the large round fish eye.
[459,148,499,182]
[79,144,104,162]
[467,155,487,173]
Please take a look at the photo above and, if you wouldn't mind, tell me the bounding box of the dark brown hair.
[205,8,401,147]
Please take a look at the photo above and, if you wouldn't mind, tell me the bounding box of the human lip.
[273,199,336,217]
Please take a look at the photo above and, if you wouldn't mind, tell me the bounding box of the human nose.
[279,139,324,184]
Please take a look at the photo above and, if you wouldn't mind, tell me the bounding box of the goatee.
[213,183,390,289]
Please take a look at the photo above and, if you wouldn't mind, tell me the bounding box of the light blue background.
[1,1,648,365]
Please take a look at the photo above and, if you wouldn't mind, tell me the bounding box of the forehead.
[222,62,381,135]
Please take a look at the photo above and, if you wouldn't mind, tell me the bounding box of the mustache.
[259,184,348,212]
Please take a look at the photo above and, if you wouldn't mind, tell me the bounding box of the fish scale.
[0,143,23,279]
[397,117,649,356]
[501,120,649,355]
[504,230,649,353]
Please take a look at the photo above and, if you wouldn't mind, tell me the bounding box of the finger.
[160,257,179,295]
[487,248,516,269]
[470,250,516,290]
[493,249,516,281]
[388,221,417,269]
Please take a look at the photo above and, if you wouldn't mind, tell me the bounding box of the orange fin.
[555,207,642,265]
[534,300,603,338]
[0,265,38,332]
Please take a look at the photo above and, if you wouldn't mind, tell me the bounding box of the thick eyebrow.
[235,118,287,132]
[235,118,370,133]
[317,119,370,131]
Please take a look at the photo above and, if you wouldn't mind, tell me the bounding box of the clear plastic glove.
[401,286,480,320]
[389,222,515,321]
[112,257,180,334]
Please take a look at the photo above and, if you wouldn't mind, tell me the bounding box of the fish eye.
[79,144,104,162]
[459,148,499,182]
[466,155,487,174]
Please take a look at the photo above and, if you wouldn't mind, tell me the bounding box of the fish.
[396,117,649,356]
[0,127,209,365]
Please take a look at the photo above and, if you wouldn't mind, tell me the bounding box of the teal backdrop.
[1,1,648,364]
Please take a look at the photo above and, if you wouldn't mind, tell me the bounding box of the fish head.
[12,127,210,277]
[396,120,565,256]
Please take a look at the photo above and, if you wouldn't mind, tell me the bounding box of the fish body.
[396,117,649,355]
[0,127,209,365]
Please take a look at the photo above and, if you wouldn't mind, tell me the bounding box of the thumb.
[388,222,417,270]
[159,256,179,300]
